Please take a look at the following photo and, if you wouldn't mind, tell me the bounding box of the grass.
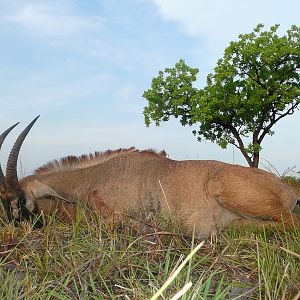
[1,204,300,300]
[282,175,300,195]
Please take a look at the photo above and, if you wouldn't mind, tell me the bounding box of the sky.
[0,0,299,176]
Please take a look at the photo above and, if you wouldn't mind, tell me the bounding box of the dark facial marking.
[16,193,43,227]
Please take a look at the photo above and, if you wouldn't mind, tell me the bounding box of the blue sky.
[0,0,299,175]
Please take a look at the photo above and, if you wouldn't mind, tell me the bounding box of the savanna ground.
[0,177,300,300]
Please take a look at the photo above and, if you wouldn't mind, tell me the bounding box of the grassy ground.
[1,204,300,300]
[1,177,300,299]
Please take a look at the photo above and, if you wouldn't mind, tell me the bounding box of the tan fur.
[14,149,299,239]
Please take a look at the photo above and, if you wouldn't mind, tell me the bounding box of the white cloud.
[152,0,300,51]
[3,1,102,37]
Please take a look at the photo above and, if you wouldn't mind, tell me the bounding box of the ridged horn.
[5,116,40,189]
[0,122,20,187]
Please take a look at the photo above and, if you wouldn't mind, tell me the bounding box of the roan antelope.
[0,117,299,238]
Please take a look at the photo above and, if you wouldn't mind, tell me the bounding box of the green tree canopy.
[143,24,300,167]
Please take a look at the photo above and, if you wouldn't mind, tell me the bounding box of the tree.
[143,24,300,167]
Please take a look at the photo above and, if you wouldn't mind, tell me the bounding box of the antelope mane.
[34,147,167,175]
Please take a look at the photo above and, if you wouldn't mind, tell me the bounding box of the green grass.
[282,175,300,195]
[1,205,300,300]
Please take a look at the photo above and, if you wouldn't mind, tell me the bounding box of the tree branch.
[258,102,299,143]
[239,60,267,89]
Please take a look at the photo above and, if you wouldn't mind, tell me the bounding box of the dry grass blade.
[170,281,192,300]
[279,246,300,259]
[150,241,205,300]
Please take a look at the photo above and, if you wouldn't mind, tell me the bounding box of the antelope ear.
[33,181,64,199]
[25,180,75,204]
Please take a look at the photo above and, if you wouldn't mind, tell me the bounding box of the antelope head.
[0,116,40,222]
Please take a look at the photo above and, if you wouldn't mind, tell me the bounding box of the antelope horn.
[5,116,40,190]
[0,122,20,187]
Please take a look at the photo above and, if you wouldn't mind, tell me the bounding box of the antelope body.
[0,117,299,239]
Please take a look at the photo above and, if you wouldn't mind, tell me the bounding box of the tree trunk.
[239,146,259,168]
[252,152,259,168]
[239,146,255,168]
[252,133,260,168]
[229,125,260,168]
